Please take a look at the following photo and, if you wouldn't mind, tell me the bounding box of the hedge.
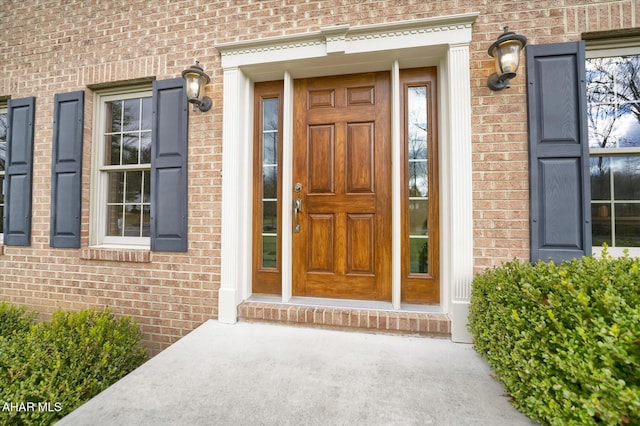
[0,306,148,425]
[468,249,640,425]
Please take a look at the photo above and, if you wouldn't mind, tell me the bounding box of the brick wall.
[0,0,637,353]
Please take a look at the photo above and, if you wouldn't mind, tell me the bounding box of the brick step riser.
[238,302,451,337]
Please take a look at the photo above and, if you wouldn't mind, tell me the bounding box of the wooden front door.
[292,72,391,300]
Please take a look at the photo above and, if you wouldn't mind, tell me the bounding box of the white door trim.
[217,14,477,343]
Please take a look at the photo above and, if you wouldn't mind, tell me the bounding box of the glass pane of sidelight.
[262,235,277,268]
[409,237,429,274]
[263,165,277,199]
[409,199,428,234]
[262,200,277,233]
[408,161,428,197]
[263,98,278,131]
[263,132,277,164]
[407,86,428,159]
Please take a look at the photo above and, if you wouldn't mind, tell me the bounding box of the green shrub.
[468,249,640,425]
[0,307,148,425]
[0,302,36,337]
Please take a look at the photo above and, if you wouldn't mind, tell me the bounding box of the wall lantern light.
[487,27,527,91]
[181,61,212,112]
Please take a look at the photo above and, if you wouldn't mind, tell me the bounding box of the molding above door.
[216,13,478,80]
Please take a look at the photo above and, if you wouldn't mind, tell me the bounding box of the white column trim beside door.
[219,67,251,323]
[281,71,294,303]
[446,44,474,343]
[391,60,402,310]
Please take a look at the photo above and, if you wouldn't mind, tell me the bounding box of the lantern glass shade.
[494,40,522,75]
[184,71,207,103]
[486,27,527,91]
[181,61,212,112]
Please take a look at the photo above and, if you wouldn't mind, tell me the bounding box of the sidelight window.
[407,86,430,273]
[252,81,284,294]
[400,68,439,304]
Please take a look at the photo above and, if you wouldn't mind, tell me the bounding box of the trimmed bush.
[468,250,640,425]
[0,306,148,425]
[0,302,36,337]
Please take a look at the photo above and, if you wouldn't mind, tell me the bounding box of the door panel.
[346,123,374,193]
[347,214,375,274]
[308,214,335,272]
[308,125,335,193]
[293,72,391,300]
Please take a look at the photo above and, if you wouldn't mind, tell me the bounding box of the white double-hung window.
[91,88,152,247]
[586,42,640,255]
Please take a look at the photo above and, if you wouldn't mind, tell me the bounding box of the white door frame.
[216,13,478,342]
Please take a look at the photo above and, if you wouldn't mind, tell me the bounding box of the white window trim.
[0,103,6,245]
[586,40,640,257]
[215,14,478,343]
[89,86,152,248]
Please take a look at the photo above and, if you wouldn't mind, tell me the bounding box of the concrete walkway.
[59,320,538,425]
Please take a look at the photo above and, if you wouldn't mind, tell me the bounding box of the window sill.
[81,247,151,263]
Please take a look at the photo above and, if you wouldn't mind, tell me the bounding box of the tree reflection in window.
[587,54,640,247]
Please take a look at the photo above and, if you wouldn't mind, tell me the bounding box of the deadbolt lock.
[294,182,302,193]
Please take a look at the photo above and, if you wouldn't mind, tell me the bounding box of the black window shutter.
[4,97,36,246]
[527,41,591,263]
[150,78,189,252]
[50,91,84,248]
